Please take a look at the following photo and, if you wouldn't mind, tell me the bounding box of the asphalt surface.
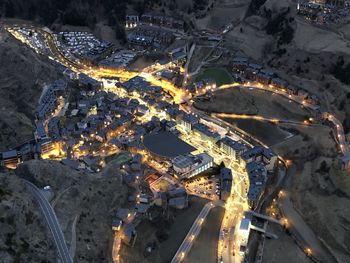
[24,180,73,263]
[171,201,224,263]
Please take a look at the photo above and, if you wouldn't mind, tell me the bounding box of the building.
[271,78,288,91]
[168,187,187,198]
[256,70,274,85]
[219,137,246,162]
[35,121,48,141]
[286,85,299,95]
[232,57,249,73]
[180,113,199,133]
[244,64,263,80]
[220,167,233,201]
[121,223,137,246]
[193,123,221,145]
[36,80,66,121]
[116,208,133,222]
[238,217,251,255]
[168,196,188,209]
[40,140,56,157]
[19,143,35,161]
[143,131,196,159]
[125,14,139,29]
[246,161,267,209]
[241,146,277,171]
[63,68,77,80]
[172,152,213,178]
[79,73,103,90]
[112,218,123,231]
[339,155,350,170]
[140,13,184,31]
[1,150,20,169]
[166,39,189,60]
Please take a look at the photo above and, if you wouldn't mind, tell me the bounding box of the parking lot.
[185,175,221,200]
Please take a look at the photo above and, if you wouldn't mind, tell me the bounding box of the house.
[241,146,277,171]
[121,223,137,246]
[244,64,263,80]
[125,14,139,29]
[165,108,184,122]
[116,208,131,222]
[1,150,19,169]
[63,68,77,80]
[297,89,309,99]
[137,104,149,115]
[19,143,34,161]
[232,57,249,73]
[79,73,103,90]
[135,203,150,214]
[286,85,299,95]
[271,78,288,91]
[34,121,48,141]
[112,219,123,231]
[256,70,274,85]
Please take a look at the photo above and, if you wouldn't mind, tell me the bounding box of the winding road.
[24,180,73,263]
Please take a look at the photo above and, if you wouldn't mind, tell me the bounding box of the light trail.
[215,113,280,124]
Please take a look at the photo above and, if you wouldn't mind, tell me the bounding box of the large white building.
[172,152,213,178]
[238,217,251,255]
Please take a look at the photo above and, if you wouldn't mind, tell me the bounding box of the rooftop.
[143,131,196,158]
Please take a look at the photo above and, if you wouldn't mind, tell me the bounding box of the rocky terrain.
[14,160,128,263]
[0,172,56,263]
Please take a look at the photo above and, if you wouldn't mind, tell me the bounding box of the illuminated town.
[0,1,350,263]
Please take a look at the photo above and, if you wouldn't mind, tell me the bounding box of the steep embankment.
[0,28,60,150]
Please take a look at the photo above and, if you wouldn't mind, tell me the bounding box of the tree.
[115,22,126,43]
[5,1,15,17]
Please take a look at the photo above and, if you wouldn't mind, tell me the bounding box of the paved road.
[220,82,350,159]
[24,180,73,263]
[279,192,337,263]
[171,201,224,263]
[326,113,350,157]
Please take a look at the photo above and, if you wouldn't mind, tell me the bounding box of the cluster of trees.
[265,8,295,46]
[332,56,350,85]
[1,0,129,26]
[248,0,268,15]
[193,0,209,11]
